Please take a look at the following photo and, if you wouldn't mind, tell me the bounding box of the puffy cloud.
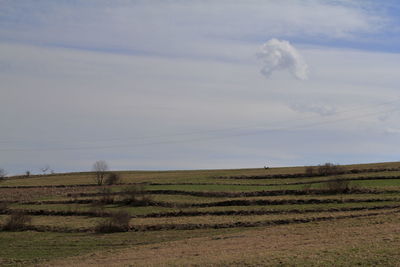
[257,39,308,80]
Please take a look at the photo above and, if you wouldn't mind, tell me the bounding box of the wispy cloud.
[289,102,336,116]
[0,0,392,60]
[1,1,400,173]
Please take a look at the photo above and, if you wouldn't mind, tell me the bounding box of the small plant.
[94,211,131,233]
[105,172,120,185]
[2,212,32,231]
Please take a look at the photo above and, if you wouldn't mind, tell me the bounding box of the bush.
[318,163,345,176]
[105,172,120,185]
[2,212,32,231]
[94,211,131,233]
[122,185,153,206]
[324,179,351,193]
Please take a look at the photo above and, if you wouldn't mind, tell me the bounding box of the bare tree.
[93,160,108,185]
[41,165,50,174]
[0,168,6,180]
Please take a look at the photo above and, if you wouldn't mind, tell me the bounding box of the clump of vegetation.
[2,212,32,231]
[105,172,120,185]
[122,185,153,206]
[324,179,351,193]
[317,163,345,176]
[94,210,131,233]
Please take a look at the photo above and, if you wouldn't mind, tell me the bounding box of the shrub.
[105,172,120,185]
[318,163,345,176]
[2,212,32,231]
[324,179,351,193]
[122,185,153,206]
[94,211,131,233]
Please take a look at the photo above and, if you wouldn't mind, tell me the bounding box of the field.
[1,162,400,266]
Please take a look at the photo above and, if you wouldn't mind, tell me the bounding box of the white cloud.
[257,39,308,80]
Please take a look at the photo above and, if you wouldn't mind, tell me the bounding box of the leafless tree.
[41,165,50,174]
[93,160,108,185]
[0,168,6,180]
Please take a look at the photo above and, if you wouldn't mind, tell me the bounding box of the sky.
[1,0,400,175]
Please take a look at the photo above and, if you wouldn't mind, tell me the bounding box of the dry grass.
[130,208,400,226]
[0,186,99,202]
[4,161,400,187]
[2,161,400,265]
[45,211,400,266]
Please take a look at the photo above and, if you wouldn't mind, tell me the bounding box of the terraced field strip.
[153,176,400,186]
[127,208,400,231]
[2,207,398,233]
[11,195,400,207]
[149,192,400,203]
[7,192,397,207]
[140,188,400,197]
[130,208,400,226]
[4,202,400,219]
[218,167,400,180]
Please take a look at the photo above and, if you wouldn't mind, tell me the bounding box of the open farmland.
[1,162,400,266]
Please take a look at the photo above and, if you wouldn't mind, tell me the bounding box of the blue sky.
[1,0,400,174]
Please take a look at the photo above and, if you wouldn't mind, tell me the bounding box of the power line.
[0,103,397,152]
[0,97,399,147]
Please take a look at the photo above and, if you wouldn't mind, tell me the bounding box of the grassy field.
[1,162,400,266]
